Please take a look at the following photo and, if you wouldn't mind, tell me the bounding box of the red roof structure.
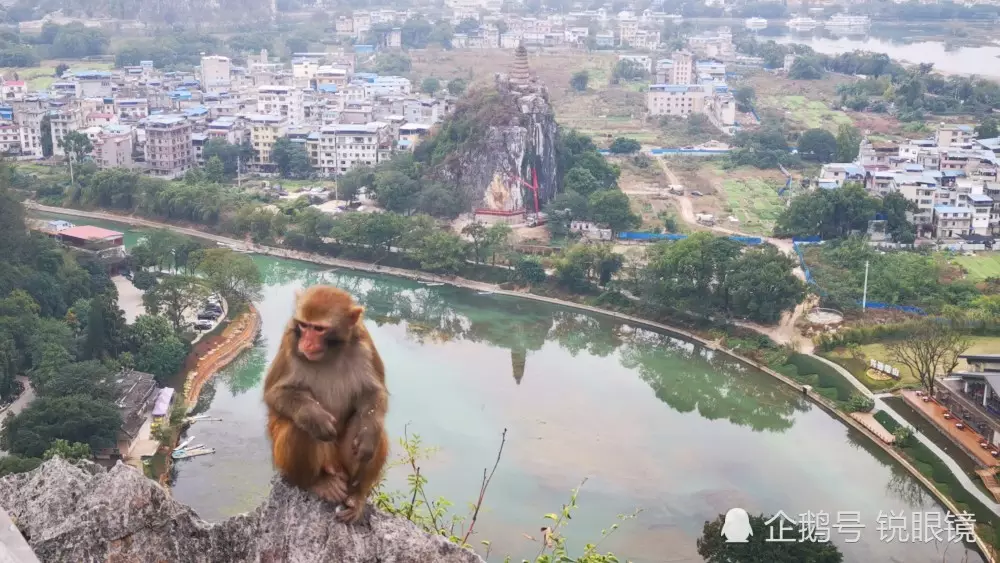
[4,80,25,87]
[58,225,123,241]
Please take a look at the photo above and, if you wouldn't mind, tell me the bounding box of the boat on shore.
[745,17,767,30]
[787,17,819,31]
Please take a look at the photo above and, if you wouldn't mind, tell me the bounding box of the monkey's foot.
[311,473,349,504]
[334,496,365,523]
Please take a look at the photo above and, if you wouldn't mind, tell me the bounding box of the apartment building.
[200,55,232,92]
[895,177,938,226]
[115,98,149,122]
[646,84,706,117]
[309,122,390,176]
[1,80,26,101]
[92,125,134,169]
[143,114,193,178]
[656,51,695,85]
[932,205,972,238]
[257,85,304,125]
[935,124,975,149]
[75,71,114,98]
[206,116,246,145]
[50,108,84,157]
[15,106,46,157]
[245,113,287,170]
[361,76,411,99]
[0,123,20,154]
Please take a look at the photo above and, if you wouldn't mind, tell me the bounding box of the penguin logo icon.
[722,508,753,543]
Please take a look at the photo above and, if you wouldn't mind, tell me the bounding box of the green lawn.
[825,336,1000,390]
[718,177,786,236]
[768,95,853,131]
[951,252,1000,281]
[1,61,114,90]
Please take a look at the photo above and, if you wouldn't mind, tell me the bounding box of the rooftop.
[933,205,971,214]
[58,225,123,241]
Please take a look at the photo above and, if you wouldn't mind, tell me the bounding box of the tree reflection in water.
[313,270,811,434]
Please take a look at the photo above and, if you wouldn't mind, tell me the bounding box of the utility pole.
[862,260,869,311]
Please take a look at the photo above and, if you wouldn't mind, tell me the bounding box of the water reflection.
[314,270,811,434]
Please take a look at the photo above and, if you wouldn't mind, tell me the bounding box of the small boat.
[477,290,495,296]
[421,282,444,287]
[172,447,216,460]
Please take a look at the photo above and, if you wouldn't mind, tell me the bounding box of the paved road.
[0,376,35,422]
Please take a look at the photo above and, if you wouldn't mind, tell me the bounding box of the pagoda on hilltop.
[510,44,531,89]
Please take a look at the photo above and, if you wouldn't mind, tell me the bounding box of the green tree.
[1,395,122,458]
[191,248,263,305]
[789,57,824,80]
[484,222,512,266]
[734,85,756,112]
[136,336,188,385]
[976,118,999,139]
[588,190,640,236]
[31,359,115,401]
[202,139,250,177]
[142,275,210,331]
[421,77,441,94]
[57,130,93,185]
[547,190,590,220]
[514,256,547,285]
[564,167,602,197]
[413,230,466,273]
[447,78,467,96]
[835,123,862,163]
[374,170,421,214]
[0,455,42,476]
[774,182,880,240]
[881,191,917,244]
[82,292,126,361]
[697,512,843,562]
[570,70,589,92]
[609,138,641,154]
[131,271,158,291]
[270,138,313,179]
[797,128,838,163]
[40,114,53,157]
[204,155,226,183]
[129,314,174,348]
[336,166,375,202]
[54,62,69,77]
[726,245,807,323]
[461,221,489,264]
[42,439,92,461]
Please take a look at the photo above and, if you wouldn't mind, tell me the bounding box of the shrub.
[893,426,913,447]
[847,393,875,412]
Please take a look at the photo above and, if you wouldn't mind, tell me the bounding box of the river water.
[38,214,984,563]
[771,34,1000,78]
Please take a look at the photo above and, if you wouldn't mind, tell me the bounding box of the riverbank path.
[813,353,1000,517]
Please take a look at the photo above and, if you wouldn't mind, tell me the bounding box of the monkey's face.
[295,320,335,362]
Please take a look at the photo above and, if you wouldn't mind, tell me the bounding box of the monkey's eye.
[296,321,331,334]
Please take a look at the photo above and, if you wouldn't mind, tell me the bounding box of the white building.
[50,108,85,157]
[257,85,305,126]
[201,55,232,92]
[308,122,390,176]
[935,124,975,149]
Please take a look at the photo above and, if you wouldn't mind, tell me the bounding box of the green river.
[36,213,985,563]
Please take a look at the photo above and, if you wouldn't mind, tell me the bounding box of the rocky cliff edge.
[0,458,484,563]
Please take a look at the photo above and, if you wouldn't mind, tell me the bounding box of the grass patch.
[951,252,1000,282]
[776,352,857,403]
[769,95,853,131]
[717,177,786,236]
[824,343,920,390]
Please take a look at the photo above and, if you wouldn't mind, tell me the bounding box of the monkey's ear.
[348,305,364,325]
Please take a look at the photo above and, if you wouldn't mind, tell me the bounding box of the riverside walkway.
[185,304,261,409]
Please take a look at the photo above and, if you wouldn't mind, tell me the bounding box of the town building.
[92,125,134,169]
[308,121,390,176]
[201,55,232,92]
[50,108,85,157]
[75,71,114,98]
[143,114,193,178]
[245,113,288,170]
[257,85,304,125]
[935,124,975,149]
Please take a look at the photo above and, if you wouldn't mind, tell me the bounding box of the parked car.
[204,303,223,314]
[194,320,213,330]
[197,311,220,321]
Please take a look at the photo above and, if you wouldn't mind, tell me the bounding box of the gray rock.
[0,458,484,563]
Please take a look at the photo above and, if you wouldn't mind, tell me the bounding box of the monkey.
[264,285,389,523]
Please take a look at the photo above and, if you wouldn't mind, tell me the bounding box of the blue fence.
[618,232,763,245]
[648,148,730,156]
[863,302,927,315]
[792,235,822,243]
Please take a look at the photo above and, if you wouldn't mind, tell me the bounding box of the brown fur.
[264,285,389,523]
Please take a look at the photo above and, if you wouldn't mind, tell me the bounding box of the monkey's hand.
[295,403,338,442]
[352,424,378,465]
